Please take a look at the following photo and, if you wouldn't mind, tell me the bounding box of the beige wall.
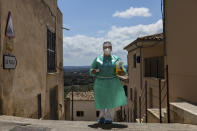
[127,47,141,121]
[70,100,98,121]
[128,48,140,120]
[166,0,197,104]
[144,78,166,109]
[143,43,164,58]
[142,42,166,110]
[0,0,64,119]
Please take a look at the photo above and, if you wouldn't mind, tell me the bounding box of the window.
[96,111,100,117]
[76,111,84,117]
[37,94,42,119]
[149,87,153,108]
[136,56,141,63]
[130,88,133,101]
[47,28,56,73]
[124,86,128,97]
[144,56,164,78]
[133,54,136,68]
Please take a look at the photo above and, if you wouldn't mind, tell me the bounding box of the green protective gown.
[90,54,127,110]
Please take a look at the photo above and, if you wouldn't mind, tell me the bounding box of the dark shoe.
[104,120,113,124]
[97,117,105,124]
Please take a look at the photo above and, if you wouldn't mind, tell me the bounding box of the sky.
[58,0,163,66]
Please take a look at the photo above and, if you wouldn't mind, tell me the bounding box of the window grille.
[133,54,136,68]
[47,28,56,73]
[130,88,133,101]
[144,56,164,78]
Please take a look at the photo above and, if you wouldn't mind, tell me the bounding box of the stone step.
[170,102,197,125]
[147,108,167,123]
[0,115,197,131]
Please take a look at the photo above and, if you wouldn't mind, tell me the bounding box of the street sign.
[3,55,17,69]
[5,11,15,37]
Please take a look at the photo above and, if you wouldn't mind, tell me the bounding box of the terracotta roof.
[136,33,163,41]
[124,33,163,50]
[66,91,94,101]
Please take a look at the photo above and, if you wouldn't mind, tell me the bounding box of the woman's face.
[103,45,112,51]
[103,45,112,56]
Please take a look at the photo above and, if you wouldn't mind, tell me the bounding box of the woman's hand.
[117,70,125,76]
[92,69,97,74]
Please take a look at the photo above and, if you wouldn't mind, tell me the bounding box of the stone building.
[65,92,98,121]
[0,0,64,120]
[65,91,122,122]
[124,0,197,123]
[124,33,164,122]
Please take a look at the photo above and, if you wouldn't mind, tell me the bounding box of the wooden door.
[50,87,58,120]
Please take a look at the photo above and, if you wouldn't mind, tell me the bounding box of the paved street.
[0,115,197,131]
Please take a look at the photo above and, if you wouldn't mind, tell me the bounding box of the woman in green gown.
[90,41,127,124]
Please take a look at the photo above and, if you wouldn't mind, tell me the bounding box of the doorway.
[149,87,153,108]
[37,94,42,119]
[50,86,58,120]
[134,89,137,122]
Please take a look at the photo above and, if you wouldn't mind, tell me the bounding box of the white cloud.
[63,19,162,66]
[113,7,151,19]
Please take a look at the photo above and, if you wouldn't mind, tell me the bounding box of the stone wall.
[0,0,64,119]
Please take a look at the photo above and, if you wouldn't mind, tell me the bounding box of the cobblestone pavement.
[0,115,197,131]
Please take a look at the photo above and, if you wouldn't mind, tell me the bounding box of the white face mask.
[104,48,111,55]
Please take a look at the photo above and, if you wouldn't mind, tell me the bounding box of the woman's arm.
[89,57,98,77]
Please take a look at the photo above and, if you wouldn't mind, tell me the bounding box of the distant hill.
[64,66,90,70]
[64,66,91,73]
[64,65,128,72]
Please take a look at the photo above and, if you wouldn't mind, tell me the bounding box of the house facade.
[124,33,165,122]
[65,92,99,121]
[123,0,197,123]
[0,0,64,120]
[65,91,124,122]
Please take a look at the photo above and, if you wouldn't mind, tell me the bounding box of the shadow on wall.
[176,97,197,106]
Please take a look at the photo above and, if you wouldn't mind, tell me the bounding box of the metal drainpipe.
[166,65,170,123]
[139,96,141,123]
[163,0,170,123]
[159,78,162,123]
[140,47,142,123]
[140,47,142,91]
[71,85,74,121]
[157,60,162,123]
[163,0,167,56]
[145,81,148,123]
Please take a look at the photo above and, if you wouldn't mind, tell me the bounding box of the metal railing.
[139,65,170,123]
